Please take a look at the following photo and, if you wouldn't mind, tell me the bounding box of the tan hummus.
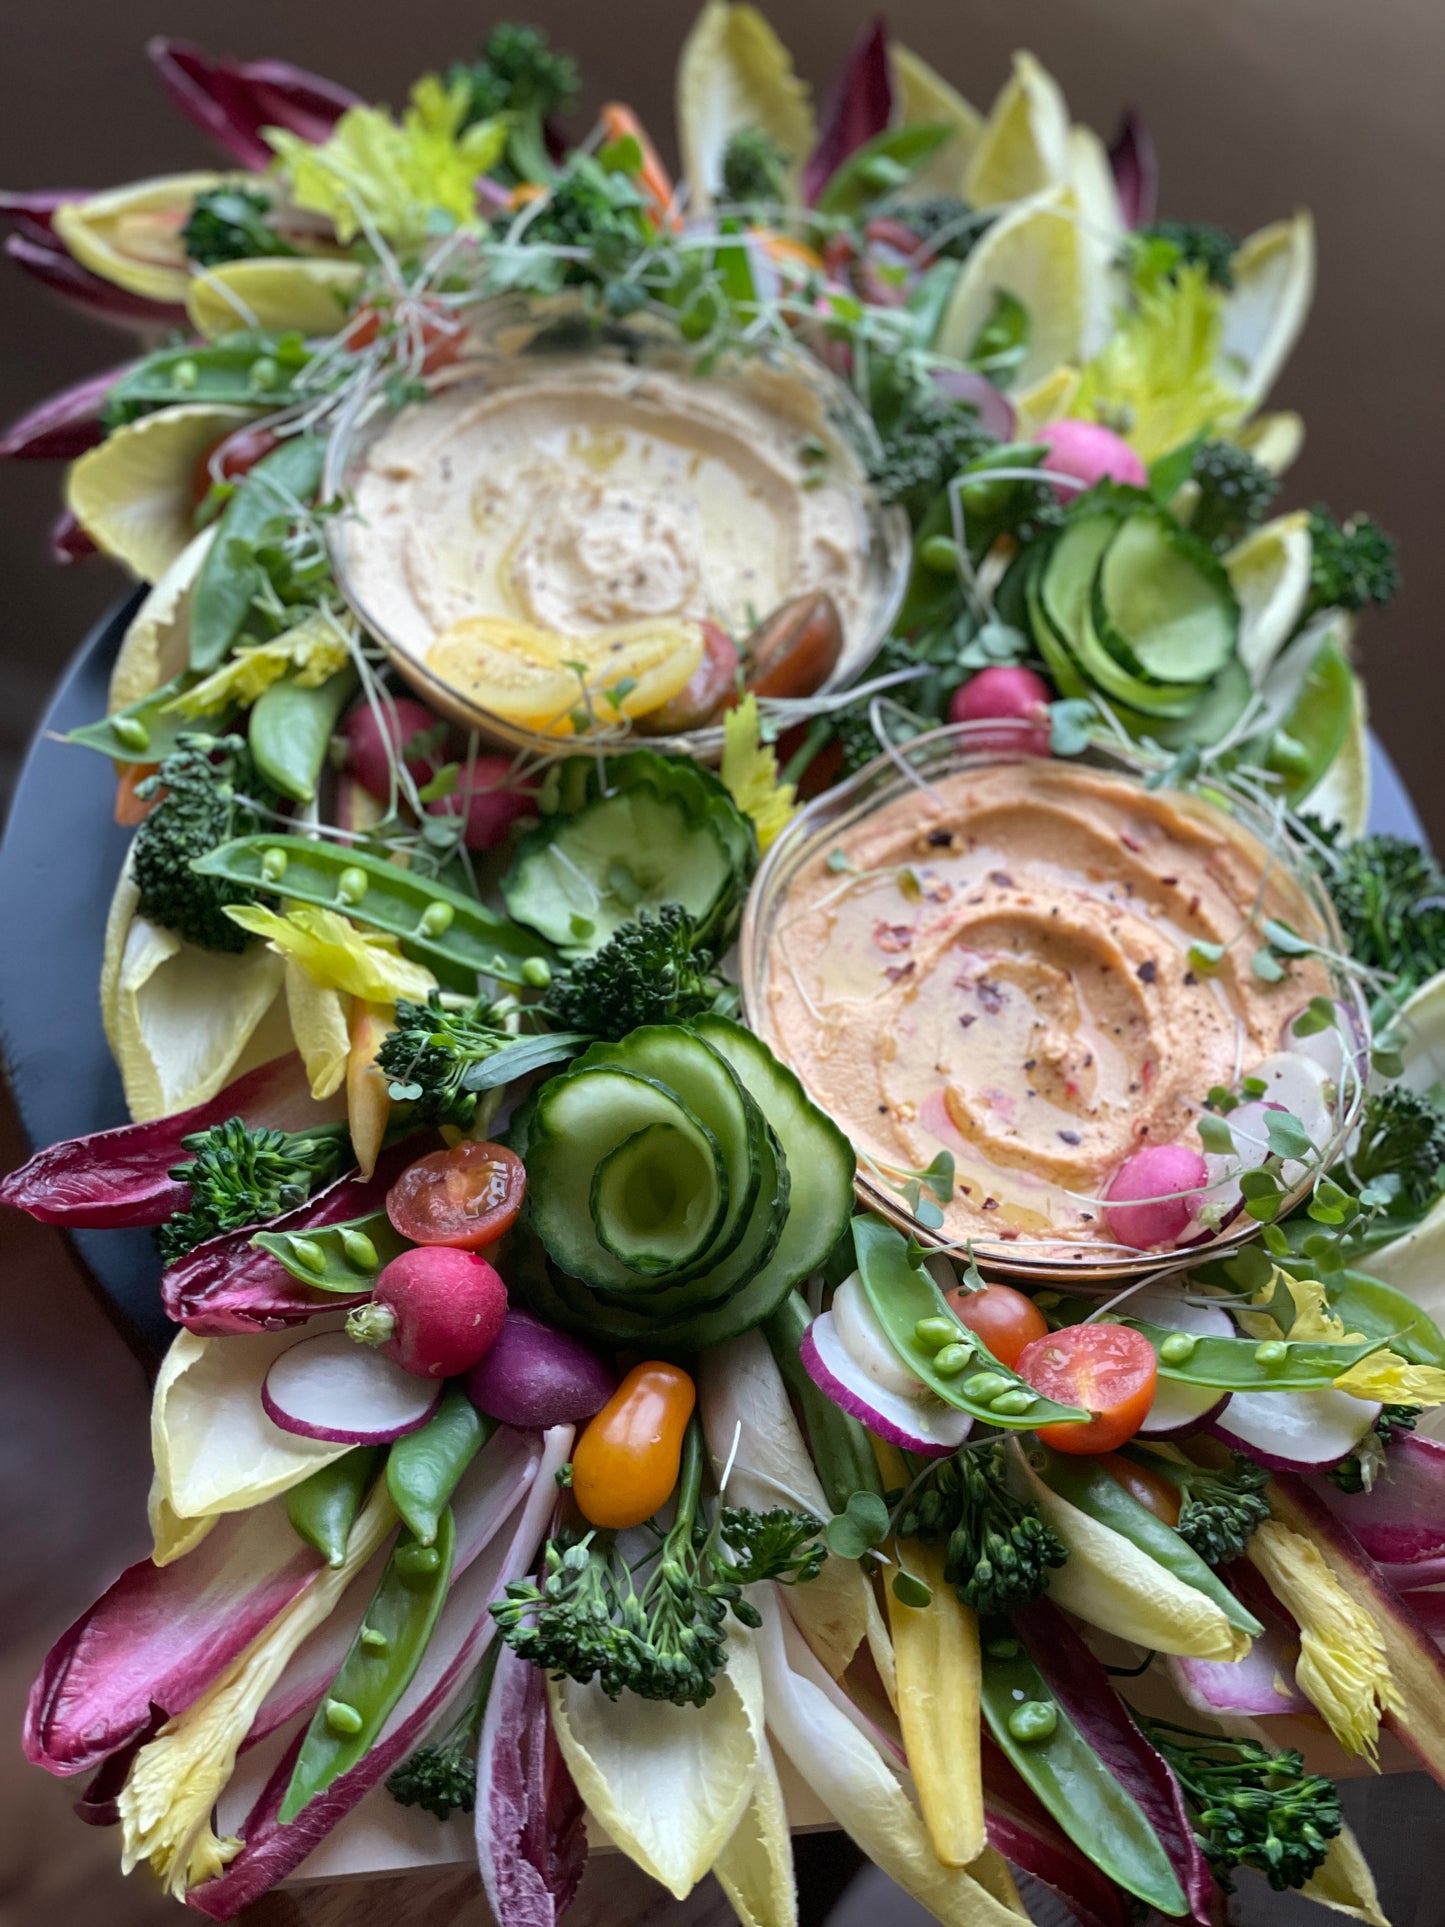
[340,354,869,666]
[761,761,1332,1249]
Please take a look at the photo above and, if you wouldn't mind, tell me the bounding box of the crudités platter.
[4,13,1445,1927]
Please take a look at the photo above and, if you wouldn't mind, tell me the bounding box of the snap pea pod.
[387,1385,494,1546]
[286,1448,383,1567]
[979,1631,1187,1917]
[1121,1316,1386,1389]
[1287,1264,1445,1370]
[852,1216,1087,1428]
[68,671,235,764]
[190,436,328,671]
[192,833,551,990]
[278,1506,456,1823]
[104,331,311,423]
[252,1209,410,1294]
[248,663,358,804]
[765,1289,885,1513]
[1027,1442,1262,1637]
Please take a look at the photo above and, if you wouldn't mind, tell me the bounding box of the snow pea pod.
[248,663,358,804]
[1027,1442,1262,1637]
[1288,1264,1445,1370]
[852,1216,1087,1429]
[67,671,233,764]
[105,331,311,422]
[252,1208,409,1294]
[765,1289,885,1512]
[286,1447,382,1567]
[1121,1316,1386,1390]
[190,436,327,671]
[979,1630,1187,1916]
[192,833,550,991]
[278,1505,456,1823]
[386,1386,494,1547]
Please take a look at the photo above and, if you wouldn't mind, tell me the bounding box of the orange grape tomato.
[1017,1324,1158,1455]
[571,1361,696,1530]
[1097,1451,1182,1526]
[385,1141,526,1250]
[944,1282,1049,1369]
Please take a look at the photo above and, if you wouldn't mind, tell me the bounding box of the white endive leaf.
[1066,124,1126,359]
[1305,672,1371,843]
[548,1624,762,1899]
[936,188,1095,390]
[675,2,815,213]
[185,257,364,339]
[1221,212,1315,405]
[66,402,254,584]
[890,45,982,197]
[147,1478,218,1568]
[53,173,228,303]
[284,959,351,1101]
[1227,510,1314,681]
[963,52,1072,208]
[108,524,218,714]
[1300,1822,1390,1927]
[712,1727,797,1927]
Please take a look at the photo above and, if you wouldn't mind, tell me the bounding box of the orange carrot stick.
[114,762,159,826]
[599,102,681,231]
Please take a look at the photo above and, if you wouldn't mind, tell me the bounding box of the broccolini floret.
[1188,439,1279,551]
[1312,830,1445,994]
[893,1440,1066,1617]
[897,195,988,262]
[387,1646,498,1821]
[157,1116,349,1265]
[1305,507,1400,615]
[1137,219,1238,289]
[540,904,729,1040]
[1352,1087,1445,1212]
[1142,1721,1341,1892]
[1138,1449,1269,1565]
[721,127,792,209]
[131,735,271,953]
[182,188,292,268]
[1327,1405,1420,1495]
[453,23,578,181]
[520,157,654,283]
[867,392,990,525]
[377,993,517,1129]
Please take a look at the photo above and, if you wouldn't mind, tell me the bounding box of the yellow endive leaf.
[963,53,1071,208]
[675,2,816,212]
[147,1479,217,1569]
[1227,509,1314,680]
[226,903,435,1005]
[712,1728,797,1927]
[1012,365,1080,437]
[1234,410,1305,475]
[890,45,982,196]
[1221,211,1316,406]
[1300,1823,1391,1927]
[186,256,364,340]
[936,188,1094,392]
[1007,1443,1249,1660]
[66,403,254,585]
[347,1000,395,1181]
[52,172,229,303]
[968,1848,1028,1918]
[107,525,218,715]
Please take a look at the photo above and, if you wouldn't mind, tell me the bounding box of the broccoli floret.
[1143,1449,1269,1565]
[540,905,728,1041]
[1188,440,1280,551]
[157,1116,348,1265]
[1142,1721,1341,1892]
[1327,1405,1420,1495]
[1314,831,1445,994]
[1136,220,1238,289]
[493,1422,825,1707]
[1353,1087,1445,1212]
[895,195,988,262]
[131,735,271,953]
[829,637,928,774]
[388,1646,498,1821]
[519,155,654,283]
[453,23,578,181]
[1305,507,1400,616]
[893,1440,1067,1617]
[377,993,516,1129]
[868,392,990,525]
[721,127,792,209]
[182,188,292,268]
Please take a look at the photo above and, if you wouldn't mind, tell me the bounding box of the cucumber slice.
[1095,513,1238,685]
[591,1122,725,1276]
[1077,593,1205,719]
[1038,514,1121,650]
[528,1068,725,1292]
[1152,655,1253,750]
[501,781,737,954]
[1025,550,1090,701]
[588,750,758,881]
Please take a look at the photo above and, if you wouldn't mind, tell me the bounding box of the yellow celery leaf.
[225,903,436,1006]
[712,1728,797,1927]
[267,77,506,247]
[675,2,816,213]
[284,959,351,1101]
[548,1623,763,1899]
[1071,262,1246,465]
[1300,1823,1391,1927]
[52,172,230,303]
[1006,1442,1248,1660]
[165,610,351,717]
[1334,1353,1445,1408]
[722,694,795,852]
[1248,1519,1402,1763]
[119,1480,396,1896]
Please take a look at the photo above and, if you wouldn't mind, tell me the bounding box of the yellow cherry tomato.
[571,1361,696,1530]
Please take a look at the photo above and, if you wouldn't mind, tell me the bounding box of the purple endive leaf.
[162,1134,431,1335]
[74,1721,159,1827]
[1014,1599,1216,1925]
[3,229,188,326]
[147,38,359,171]
[52,509,98,564]
[981,1736,1132,1927]
[801,18,893,208]
[0,189,86,239]
[24,1498,322,1778]
[0,363,131,460]
[928,368,1016,445]
[1107,111,1159,229]
[186,1425,573,1919]
[244,1428,543,1751]
[476,1643,587,1927]
[1168,1559,1310,1719]
[1,1054,330,1229]
[1312,1435,1445,1589]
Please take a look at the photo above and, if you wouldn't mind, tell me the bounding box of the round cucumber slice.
[1095,513,1239,686]
[591,1122,726,1276]
[1038,514,1120,650]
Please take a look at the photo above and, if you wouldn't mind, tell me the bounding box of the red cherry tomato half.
[191,425,280,507]
[386,1140,526,1250]
[1016,1323,1158,1455]
[342,301,467,374]
[943,1282,1049,1370]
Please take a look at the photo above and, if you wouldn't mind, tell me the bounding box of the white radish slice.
[1126,1281,1235,1439]
[1211,1385,1380,1471]
[1201,1097,1281,1224]
[1247,1051,1334,1160]
[801,1311,973,1458]
[1282,999,1358,1087]
[262,1332,443,1443]
[832,1271,929,1399]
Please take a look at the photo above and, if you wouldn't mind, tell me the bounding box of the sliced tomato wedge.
[1017,1323,1158,1455]
[944,1282,1049,1369]
[386,1140,526,1250]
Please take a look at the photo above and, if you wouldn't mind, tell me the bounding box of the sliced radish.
[832,1271,928,1399]
[1246,1052,1334,1157]
[1200,1097,1282,1225]
[1211,1385,1380,1471]
[261,1331,443,1443]
[1125,1280,1235,1439]
[1282,999,1361,1089]
[801,1311,973,1458]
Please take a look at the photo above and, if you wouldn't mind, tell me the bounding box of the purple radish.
[347,1246,508,1381]
[262,1332,442,1443]
[1211,1385,1380,1472]
[1039,420,1147,499]
[464,1310,615,1429]
[801,1309,973,1457]
[1103,1143,1209,1249]
[1125,1280,1234,1439]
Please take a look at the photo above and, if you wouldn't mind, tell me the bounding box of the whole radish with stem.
[347,1247,507,1380]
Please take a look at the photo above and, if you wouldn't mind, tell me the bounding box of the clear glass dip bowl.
[324,292,911,764]
[741,721,1368,1285]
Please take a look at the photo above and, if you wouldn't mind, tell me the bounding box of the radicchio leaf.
[1106,110,1158,228]
[477,1643,587,1927]
[0,189,84,241]
[147,38,358,171]
[1168,1559,1310,1719]
[0,364,130,460]
[801,18,893,208]
[1313,1435,1445,1589]
[2,230,187,325]
[52,509,99,564]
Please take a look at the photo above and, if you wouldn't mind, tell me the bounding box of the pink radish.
[1211,1385,1379,1472]
[426,756,534,851]
[464,1310,616,1428]
[949,665,1053,755]
[346,1246,507,1380]
[1039,420,1147,500]
[801,1310,973,1456]
[1104,1143,1209,1249]
[342,697,450,802]
[262,1332,441,1442]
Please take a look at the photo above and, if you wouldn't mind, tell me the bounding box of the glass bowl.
[740,721,1369,1286]
[323,292,911,764]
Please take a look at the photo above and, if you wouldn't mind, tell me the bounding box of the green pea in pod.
[286,1448,382,1567]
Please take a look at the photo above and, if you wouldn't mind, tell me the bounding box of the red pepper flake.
[874,921,914,954]
[1188,893,1201,915]
[975,979,1005,1015]
[883,961,916,984]
[926,828,954,849]
[1184,970,1198,987]
[982,1197,999,1211]
[1160,874,1179,886]
[1137,959,1158,984]
[958,1013,977,1029]
[989,870,1015,888]
[1120,832,1142,853]
[1057,1129,1082,1145]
